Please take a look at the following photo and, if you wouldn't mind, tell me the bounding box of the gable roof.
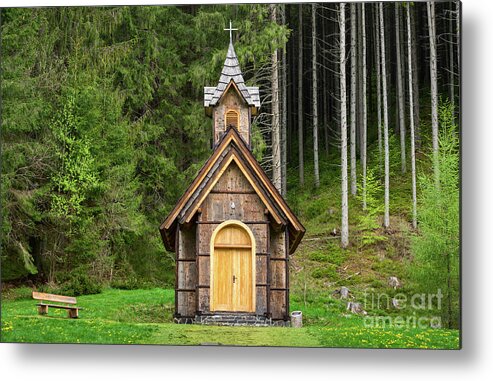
[204,42,260,109]
[160,127,305,255]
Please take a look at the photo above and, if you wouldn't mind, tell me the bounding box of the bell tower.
[203,22,260,149]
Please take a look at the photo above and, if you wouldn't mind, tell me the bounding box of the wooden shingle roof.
[159,127,305,254]
[204,42,260,109]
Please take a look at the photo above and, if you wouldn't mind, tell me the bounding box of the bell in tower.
[203,21,260,149]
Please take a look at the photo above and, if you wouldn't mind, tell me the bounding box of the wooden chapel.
[159,26,305,326]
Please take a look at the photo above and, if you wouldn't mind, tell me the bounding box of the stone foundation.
[174,314,290,327]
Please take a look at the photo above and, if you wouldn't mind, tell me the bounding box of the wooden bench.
[32,291,83,319]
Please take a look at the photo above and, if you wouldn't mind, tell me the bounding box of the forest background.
[1,1,460,329]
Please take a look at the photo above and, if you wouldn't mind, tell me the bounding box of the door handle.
[233,275,236,284]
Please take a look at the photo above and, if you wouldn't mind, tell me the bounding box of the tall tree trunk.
[406,3,417,229]
[350,3,357,195]
[457,0,460,84]
[375,4,383,175]
[411,5,421,149]
[456,0,460,120]
[281,4,288,196]
[322,7,329,155]
[298,4,304,187]
[312,3,320,188]
[395,4,407,174]
[427,1,439,186]
[270,4,281,192]
[380,2,390,229]
[288,7,294,164]
[448,5,455,107]
[358,4,364,157]
[340,3,349,248]
[361,3,367,210]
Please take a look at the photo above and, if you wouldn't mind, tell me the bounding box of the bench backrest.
[32,291,77,305]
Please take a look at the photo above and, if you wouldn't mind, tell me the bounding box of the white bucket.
[290,311,303,328]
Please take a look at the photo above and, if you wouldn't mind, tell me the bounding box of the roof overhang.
[160,127,305,254]
[204,80,260,117]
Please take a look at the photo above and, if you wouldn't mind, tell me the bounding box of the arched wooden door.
[210,221,255,312]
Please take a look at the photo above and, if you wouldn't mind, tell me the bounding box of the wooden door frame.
[209,220,256,312]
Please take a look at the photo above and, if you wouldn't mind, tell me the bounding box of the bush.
[61,272,102,296]
[1,286,34,301]
[110,276,142,290]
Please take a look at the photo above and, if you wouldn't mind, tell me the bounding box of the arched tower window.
[225,110,240,130]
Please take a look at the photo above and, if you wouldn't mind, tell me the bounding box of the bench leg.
[68,309,79,319]
[38,305,48,315]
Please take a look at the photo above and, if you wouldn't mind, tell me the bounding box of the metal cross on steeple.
[224,20,238,44]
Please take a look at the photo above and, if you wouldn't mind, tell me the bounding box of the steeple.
[224,20,238,45]
[204,22,260,148]
[204,39,260,110]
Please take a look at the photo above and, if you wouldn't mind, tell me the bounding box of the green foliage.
[61,271,103,297]
[110,277,142,291]
[304,194,329,220]
[308,251,331,263]
[1,241,38,281]
[311,265,338,280]
[308,242,346,265]
[251,121,267,162]
[109,260,154,290]
[115,302,174,324]
[371,258,404,277]
[1,286,34,301]
[2,288,459,348]
[356,169,388,246]
[410,100,460,329]
[1,6,459,345]
[49,91,100,225]
[1,5,285,288]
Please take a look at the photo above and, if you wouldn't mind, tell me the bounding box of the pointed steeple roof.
[204,40,260,109]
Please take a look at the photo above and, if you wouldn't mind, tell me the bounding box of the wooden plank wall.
[270,228,288,320]
[176,161,290,321]
[196,162,269,316]
[213,89,250,145]
[176,225,197,317]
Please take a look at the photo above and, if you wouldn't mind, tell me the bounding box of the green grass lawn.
[1,288,459,349]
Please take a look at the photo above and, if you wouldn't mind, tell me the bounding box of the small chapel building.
[159,31,305,326]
